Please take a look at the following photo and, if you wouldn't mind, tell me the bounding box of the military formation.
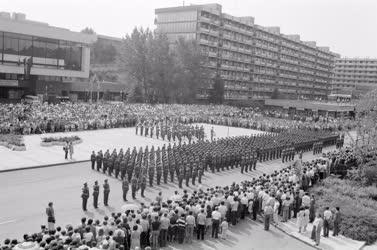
[136,120,206,143]
[90,127,339,200]
[80,179,110,211]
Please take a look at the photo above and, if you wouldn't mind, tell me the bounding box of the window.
[3,34,18,55]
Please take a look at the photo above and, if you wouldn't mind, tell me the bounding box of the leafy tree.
[130,85,143,103]
[271,88,280,99]
[172,38,208,103]
[209,76,224,104]
[81,27,95,34]
[119,27,153,102]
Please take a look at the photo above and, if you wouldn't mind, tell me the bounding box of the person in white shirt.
[323,207,332,237]
[218,201,228,220]
[220,220,229,240]
[211,207,222,238]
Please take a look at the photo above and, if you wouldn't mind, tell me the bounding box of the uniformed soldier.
[178,167,184,189]
[93,181,99,209]
[210,127,215,141]
[185,164,190,187]
[156,163,162,185]
[81,183,89,211]
[122,179,129,201]
[156,125,160,139]
[131,176,138,199]
[240,155,245,174]
[90,151,96,170]
[140,122,144,136]
[148,163,155,187]
[103,150,109,173]
[140,175,147,198]
[114,157,120,178]
[96,151,103,172]
[192,161,198,185]
[103,179,110,206]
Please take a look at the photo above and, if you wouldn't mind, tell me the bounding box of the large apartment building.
[155,4,338,101]
[332,58,377,98]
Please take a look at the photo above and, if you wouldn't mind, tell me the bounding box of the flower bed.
[310,177,377,244]
[0,134,26,151]
[40,135,82,147]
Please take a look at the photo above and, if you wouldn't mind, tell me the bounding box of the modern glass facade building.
[0,12,96,100]
[155,4,338,101]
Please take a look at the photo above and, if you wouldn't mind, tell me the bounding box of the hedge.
[41,135,81,143]
[310,177,377,244]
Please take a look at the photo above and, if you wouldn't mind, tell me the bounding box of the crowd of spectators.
[0,103,355,135]
[1,156,341,250]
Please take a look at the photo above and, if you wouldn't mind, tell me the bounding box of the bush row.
[310,177,377,244]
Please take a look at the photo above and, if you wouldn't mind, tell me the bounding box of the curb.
[256,216,319,250]
[0,160,90,173]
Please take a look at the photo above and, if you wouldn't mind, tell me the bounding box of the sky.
[2,0,377,58]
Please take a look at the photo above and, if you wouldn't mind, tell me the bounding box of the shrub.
[0,134,25,147]
[41,135,81,143]
[310,177,377,244]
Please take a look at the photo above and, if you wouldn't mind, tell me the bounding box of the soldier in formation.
[90,128,338,199]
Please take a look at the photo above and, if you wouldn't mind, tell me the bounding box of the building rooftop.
[0,11,96,44]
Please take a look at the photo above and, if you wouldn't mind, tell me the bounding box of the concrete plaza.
[0,124,266,172]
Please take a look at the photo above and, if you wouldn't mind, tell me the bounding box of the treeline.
[118,27,210,103]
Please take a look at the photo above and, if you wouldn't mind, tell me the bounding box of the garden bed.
[0,134,26,151]
[310,177,377,244]
[40,135,82,147]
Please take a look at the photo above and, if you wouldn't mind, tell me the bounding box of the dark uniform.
[131,177,138,199]
[81,183,89,211]
[93,181,99,208]
[140,176,147,198]
[90,151,96,170]
[103,180,110,206]
[122,179,129,201]
[96,151,103,171]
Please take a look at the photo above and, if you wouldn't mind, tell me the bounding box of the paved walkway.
[275,218,365,250]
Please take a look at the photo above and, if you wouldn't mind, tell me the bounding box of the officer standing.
[81,183,89,211]
[131,176,138,199]
[122,179,129,202]
[90,151,96,170]
[140,175,147,198]
[93,181,99,209]
[96,151,103,172]
[103,179,110,206]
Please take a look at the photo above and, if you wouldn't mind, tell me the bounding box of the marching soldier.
[148,164,155,187]
[81,183,89,211]
[114,157,120,178]
[122,178,129,201]
[210,126,215,141]
[90,151,96,170]
[178,167,184,188]
[185,164,190,187]
[156,125,160,139]
[192,161,198,185]
[93,181,99,209]
[102,152,107,174]
[140,175,147,198]
[96,151,103,172]
[156,163,162,185]
[120,158,127,180]
[103,179,110,206]
[131,176,138,199]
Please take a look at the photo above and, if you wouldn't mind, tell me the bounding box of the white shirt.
[212,210,222,220]
[324,210,332,220]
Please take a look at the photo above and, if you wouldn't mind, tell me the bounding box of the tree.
[130,85,143,103]
[172,38,208,103]
[209,76,224,104]
[81,27,95,34]
[271,88,280,99]
[148,33,175,103]
[119,27,153,102]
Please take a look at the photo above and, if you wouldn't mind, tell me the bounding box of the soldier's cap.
[84,182,87,185]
